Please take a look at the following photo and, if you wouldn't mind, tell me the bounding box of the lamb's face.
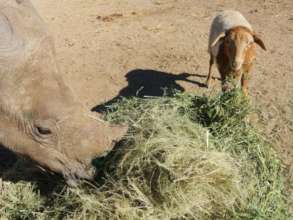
[224,27,255,71]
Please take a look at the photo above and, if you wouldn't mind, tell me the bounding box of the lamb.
[206,10,266,95]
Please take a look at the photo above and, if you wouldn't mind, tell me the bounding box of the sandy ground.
[31,0,293,178]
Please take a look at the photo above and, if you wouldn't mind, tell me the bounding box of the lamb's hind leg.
[206,55,214,88]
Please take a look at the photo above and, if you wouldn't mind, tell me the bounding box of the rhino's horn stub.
[112,124,128,141]
[93,123,128,158]
[107,123,128,151]
[86,112,128,154]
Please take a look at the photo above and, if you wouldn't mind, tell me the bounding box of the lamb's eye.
[36,126,52,135]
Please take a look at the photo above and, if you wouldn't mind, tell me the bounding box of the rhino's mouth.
[34,150,97,186]
[61,163,96,186]
[62,156,96,185]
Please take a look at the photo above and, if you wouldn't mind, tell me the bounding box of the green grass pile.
[0,180,43,219]
[0,89,290,219]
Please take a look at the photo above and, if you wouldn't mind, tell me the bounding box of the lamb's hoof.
[222,82,232,92]
[242,90,249,97]
[206,80,212,88]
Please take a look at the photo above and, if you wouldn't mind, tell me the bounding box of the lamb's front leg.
[206,55,214,88]
[241,63,253,96]
[233,69,243,88]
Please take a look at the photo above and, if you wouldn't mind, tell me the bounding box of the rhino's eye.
[36,126,52,135]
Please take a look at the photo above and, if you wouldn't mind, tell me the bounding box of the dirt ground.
[31,0,293,177]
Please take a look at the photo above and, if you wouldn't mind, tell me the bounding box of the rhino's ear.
[210,32,226,48]
[0,15,23,67]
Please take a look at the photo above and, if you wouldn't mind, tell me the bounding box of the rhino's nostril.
[66,178,78,187]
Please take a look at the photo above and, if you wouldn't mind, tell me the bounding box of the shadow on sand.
[92,69,207,113]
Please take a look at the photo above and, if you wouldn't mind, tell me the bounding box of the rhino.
[0,0,127,185]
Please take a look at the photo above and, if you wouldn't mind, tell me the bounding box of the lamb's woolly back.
[208,10,252,52]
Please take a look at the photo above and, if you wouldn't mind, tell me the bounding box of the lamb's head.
[211,26,266,71]
[0,0,127,185]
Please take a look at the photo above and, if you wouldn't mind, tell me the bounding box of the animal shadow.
[92,69,206,113]
[0,145,64,195]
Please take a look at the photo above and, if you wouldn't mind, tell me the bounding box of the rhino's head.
[0,0,127,185]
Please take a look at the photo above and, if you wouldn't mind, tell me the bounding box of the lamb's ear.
[253,33,266,51]
[210,32,226,48]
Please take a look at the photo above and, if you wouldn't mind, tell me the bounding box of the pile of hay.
[0,90,289,219]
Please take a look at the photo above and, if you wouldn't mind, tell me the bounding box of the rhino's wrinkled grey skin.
[0,0,127,185]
